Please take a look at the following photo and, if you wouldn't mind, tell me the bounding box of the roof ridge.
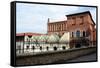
[66,11,90,17]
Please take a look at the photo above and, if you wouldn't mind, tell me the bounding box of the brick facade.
[47,11,96,47]
[16,11,96,54]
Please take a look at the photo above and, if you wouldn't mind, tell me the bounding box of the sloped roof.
[66,11,90,17]
[66,11,95,25]
[16,32,45,36]
[38,35,48,42]
[47,34,59,43]
[31,36,37,42]
[59,32,70,43]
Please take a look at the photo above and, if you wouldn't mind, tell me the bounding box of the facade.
[16,11,96,55]
[16,32,70,55]
[47,11,96,48]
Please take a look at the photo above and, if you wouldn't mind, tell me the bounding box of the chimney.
[47,18,50,23]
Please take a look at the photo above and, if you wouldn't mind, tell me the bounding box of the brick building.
[16,11,96,54]
[47,11,96,48]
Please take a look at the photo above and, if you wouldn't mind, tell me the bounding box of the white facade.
[16,32,70,55]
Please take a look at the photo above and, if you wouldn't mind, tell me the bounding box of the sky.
[16,3,96,34]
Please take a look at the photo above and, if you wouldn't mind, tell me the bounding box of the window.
[26,46,29,49]
[54,47,57,51]
[72,32,74,37]
[83,31,85,37]
[80,22,83,25]
[72,17,75,25]
[80,16,83,24]
[76,30,80,37]
[40,46,42,50]
[32,46,35,50]
[72,24,75,26]
[72,17,75,19]
[46,46,49,50]
[27,38,29,41]
[62,46,66,50]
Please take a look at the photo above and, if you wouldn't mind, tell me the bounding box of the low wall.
[16,47,97,66]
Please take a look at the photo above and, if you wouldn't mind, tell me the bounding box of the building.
[16,33,45,54]
[47,11,96,48]
[16,32,70,54]
[16,11,96,55]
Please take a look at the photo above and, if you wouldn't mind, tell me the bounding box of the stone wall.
[16,47,96,66]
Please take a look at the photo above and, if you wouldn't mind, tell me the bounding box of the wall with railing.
[16,32,96,55]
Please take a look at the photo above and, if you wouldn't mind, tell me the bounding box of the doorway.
[75,44,81,48]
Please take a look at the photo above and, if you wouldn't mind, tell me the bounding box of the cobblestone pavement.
[52,52,97,64]
[67,53,97,62]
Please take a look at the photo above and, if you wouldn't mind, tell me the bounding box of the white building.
[16,32,70,55]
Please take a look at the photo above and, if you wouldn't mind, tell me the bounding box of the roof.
[47,34,59,43]
[66,11,90,17]
[16,33,25,36]
[59,32,70,43]
[48,11,95,25]
[16,32,46,36]
[66,11,95,25]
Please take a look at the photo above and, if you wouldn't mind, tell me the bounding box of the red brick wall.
[47,13,96,42]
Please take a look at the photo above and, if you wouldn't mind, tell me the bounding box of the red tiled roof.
[16,33,25,36]
[16,32,47,36]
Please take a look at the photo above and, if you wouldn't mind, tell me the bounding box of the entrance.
[75,44,81,48]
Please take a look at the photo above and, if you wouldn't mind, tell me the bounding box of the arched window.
[72,32,74,37]
[83,31,85,37]
[54,47,57,51]
[26,46,29,49]
[46,46,49,50]
[40,46,42,50]
[32,46,35,50]
[76,30,80,37]
[62,46,66,50]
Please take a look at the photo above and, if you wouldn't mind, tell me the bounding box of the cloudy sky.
[16,3,96,33]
